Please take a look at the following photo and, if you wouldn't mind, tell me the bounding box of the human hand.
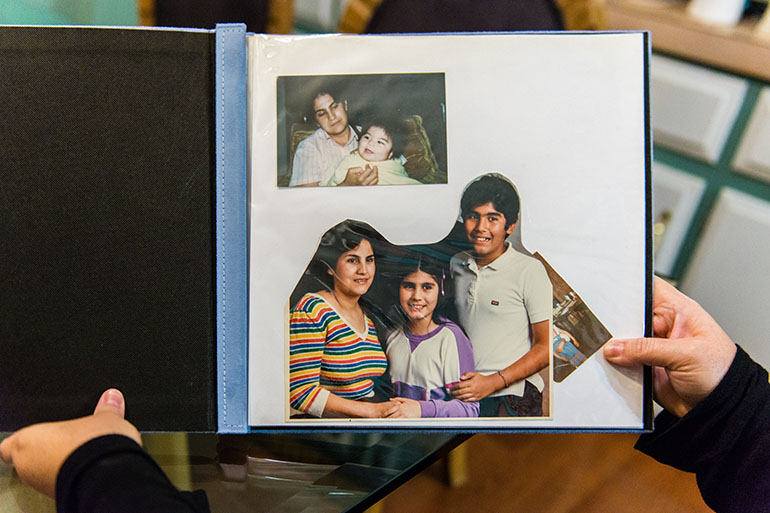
[340,164,378,186]
[451,372,500,402]
[365,401,395,418]
[0,389,141,498]
[383,398,422,418]
[603,277,736,417]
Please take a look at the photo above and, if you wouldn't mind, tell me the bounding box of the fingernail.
[104,389,124,408]
[604,341,623,358]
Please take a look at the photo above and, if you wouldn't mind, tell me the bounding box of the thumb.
[603,337,685,369]
[93,388,126,418]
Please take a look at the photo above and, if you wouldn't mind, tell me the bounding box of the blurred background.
[3,1,770,511]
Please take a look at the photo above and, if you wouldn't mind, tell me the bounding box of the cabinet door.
[652,162,706,276]
[733,87,770,184]
[650,54,747,163]
[681,188,770,367]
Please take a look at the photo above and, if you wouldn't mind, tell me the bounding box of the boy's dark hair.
[460,173,520,228]
[360,115,408,159]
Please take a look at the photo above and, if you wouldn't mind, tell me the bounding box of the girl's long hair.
[391,252,449,328]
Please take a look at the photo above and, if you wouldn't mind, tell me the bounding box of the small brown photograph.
[276,73,447,187]
[534,255,613,383]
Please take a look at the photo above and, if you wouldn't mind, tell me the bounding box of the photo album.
[1,25,651,433]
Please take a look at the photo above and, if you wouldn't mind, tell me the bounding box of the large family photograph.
[276,73,447,187]
[287,174,611,421]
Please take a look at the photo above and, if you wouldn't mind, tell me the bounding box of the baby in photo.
[322,116,420,186]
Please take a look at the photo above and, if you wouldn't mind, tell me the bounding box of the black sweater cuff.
[56,434,210,513]
[635,346,770,512]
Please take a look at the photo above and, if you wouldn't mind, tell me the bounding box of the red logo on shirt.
[491,300,500,306]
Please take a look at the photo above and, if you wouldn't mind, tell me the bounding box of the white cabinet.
[681,188,770,367]
[734,87,770,184]
[650,54,747,163]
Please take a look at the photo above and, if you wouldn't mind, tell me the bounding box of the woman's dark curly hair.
[305,219,384,291]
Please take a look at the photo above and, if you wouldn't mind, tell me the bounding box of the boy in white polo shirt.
[450,174,552,417]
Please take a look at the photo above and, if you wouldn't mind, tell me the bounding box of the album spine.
[214,23,249,433]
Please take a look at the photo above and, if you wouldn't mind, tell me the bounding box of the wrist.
[496,370,509,390]
[365,402,383,418]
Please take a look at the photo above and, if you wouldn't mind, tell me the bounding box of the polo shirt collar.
[485,244,515,271]
[460,243,514,272]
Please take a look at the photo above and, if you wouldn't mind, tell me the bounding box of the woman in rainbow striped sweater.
[289,220,391,418]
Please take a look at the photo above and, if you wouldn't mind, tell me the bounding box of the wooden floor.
[374,433,712,512]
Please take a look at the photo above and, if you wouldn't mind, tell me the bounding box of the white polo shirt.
[450,244,552,397]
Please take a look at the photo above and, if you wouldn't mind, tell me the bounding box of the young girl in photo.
[321,116,421,186]
[384,255,479,418]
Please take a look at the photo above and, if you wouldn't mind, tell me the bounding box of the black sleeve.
[635,346,770,513]
[56,434,210,513]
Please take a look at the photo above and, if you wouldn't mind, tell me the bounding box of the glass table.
[1,432,466,513]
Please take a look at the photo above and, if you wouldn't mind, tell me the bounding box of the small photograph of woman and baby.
[276,73,447,187]
[287,174,556,421]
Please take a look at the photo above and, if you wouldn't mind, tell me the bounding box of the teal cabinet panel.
[0,0,137,25]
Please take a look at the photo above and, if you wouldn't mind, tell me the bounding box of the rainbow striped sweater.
[289,293,387,416]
